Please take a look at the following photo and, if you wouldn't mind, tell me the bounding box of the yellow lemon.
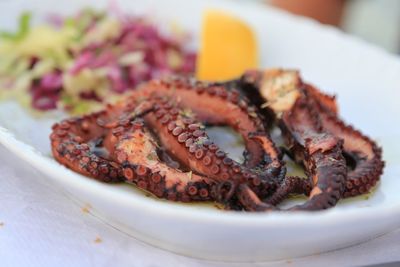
[196,9,258,81]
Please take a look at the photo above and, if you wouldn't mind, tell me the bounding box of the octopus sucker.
[50,69,384,212]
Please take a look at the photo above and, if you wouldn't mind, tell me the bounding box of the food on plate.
[50,69,384,211]
[196,10,258,81]
[0,9,195,113]
[241,69,384,204]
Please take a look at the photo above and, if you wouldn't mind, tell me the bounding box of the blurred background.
[267,0,400,54]
[0,0,399,54]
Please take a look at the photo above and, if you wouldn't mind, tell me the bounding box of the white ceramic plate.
[1,0,400,262]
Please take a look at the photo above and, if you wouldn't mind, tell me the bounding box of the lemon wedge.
[196,9,258,81]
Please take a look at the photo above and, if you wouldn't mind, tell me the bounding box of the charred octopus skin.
[239,69,384,210]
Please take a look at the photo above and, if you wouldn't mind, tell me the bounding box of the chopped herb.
[179,108,194,118]
[195,137,207,145]
[146,152,158,161]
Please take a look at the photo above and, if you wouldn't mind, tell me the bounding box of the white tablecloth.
[0,144,399,267]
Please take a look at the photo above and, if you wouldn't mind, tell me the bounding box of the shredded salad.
[0,9,196,114]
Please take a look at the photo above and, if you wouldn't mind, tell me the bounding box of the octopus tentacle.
[237,184,276,212]
[141,77,278,169]
[236,124,347,211]
[112,118,216,201]
[306,85,384,197]
[265,176,312,206]
[248,131,286,181]
[239,69,348,210]
[50,112,124,182]
[279,97,347,210]
[143,97,279,200]
[304,84,338,114]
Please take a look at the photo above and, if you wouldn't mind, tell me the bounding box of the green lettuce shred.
[0,12,31,41]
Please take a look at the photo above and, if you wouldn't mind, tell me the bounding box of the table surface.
[0,144,399,267]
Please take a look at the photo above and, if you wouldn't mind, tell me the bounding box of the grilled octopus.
[50,69,384,211]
